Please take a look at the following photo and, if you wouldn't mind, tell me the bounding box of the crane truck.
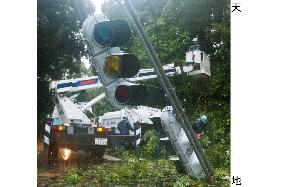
[44,55,208,163]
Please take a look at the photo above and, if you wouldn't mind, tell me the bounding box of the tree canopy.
[37,0,86,133]
[102,0,230,169]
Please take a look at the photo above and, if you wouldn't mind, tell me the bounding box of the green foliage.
[60,153,230,186]
[37,0,85,134]
[69,158,178,186]
[61,169,83,185]
[140,130,158,157]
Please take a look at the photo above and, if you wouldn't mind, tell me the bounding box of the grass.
[39,130,230,186]
[59,151,230,187]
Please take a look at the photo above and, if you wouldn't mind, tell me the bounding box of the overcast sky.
[91,0,104,14]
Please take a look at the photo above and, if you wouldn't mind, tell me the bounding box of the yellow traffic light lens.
[105,55,122,77]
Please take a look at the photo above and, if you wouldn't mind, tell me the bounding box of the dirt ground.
[37,139,121,186]
[37,139,44,155]
[37,139,63,186]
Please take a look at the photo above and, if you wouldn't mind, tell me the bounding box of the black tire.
[47,141,59,164]
[90,146,105,159]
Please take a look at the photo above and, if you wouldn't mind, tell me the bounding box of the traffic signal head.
[83,15,162,110]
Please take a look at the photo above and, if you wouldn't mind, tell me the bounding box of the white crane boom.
[49,63,198,94]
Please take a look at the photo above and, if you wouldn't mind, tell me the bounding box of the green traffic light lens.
[93,21,113,47]
[93,20,131,47]
[105,55,122,77]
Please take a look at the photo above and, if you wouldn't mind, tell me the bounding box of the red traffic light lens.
[115,85,130,104]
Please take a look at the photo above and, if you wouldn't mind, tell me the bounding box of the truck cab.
[44,76,110,163]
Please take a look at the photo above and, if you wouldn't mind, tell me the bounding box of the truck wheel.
[90,146,105,160]
[48,142,59,164]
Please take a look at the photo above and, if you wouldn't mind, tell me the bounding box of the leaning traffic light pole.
[116,0,213,179]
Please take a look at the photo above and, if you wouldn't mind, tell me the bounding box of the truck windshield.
[52,117,62,126]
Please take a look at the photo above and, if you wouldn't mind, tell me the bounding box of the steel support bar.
[80,93,106,112]
[119,0,213,178]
